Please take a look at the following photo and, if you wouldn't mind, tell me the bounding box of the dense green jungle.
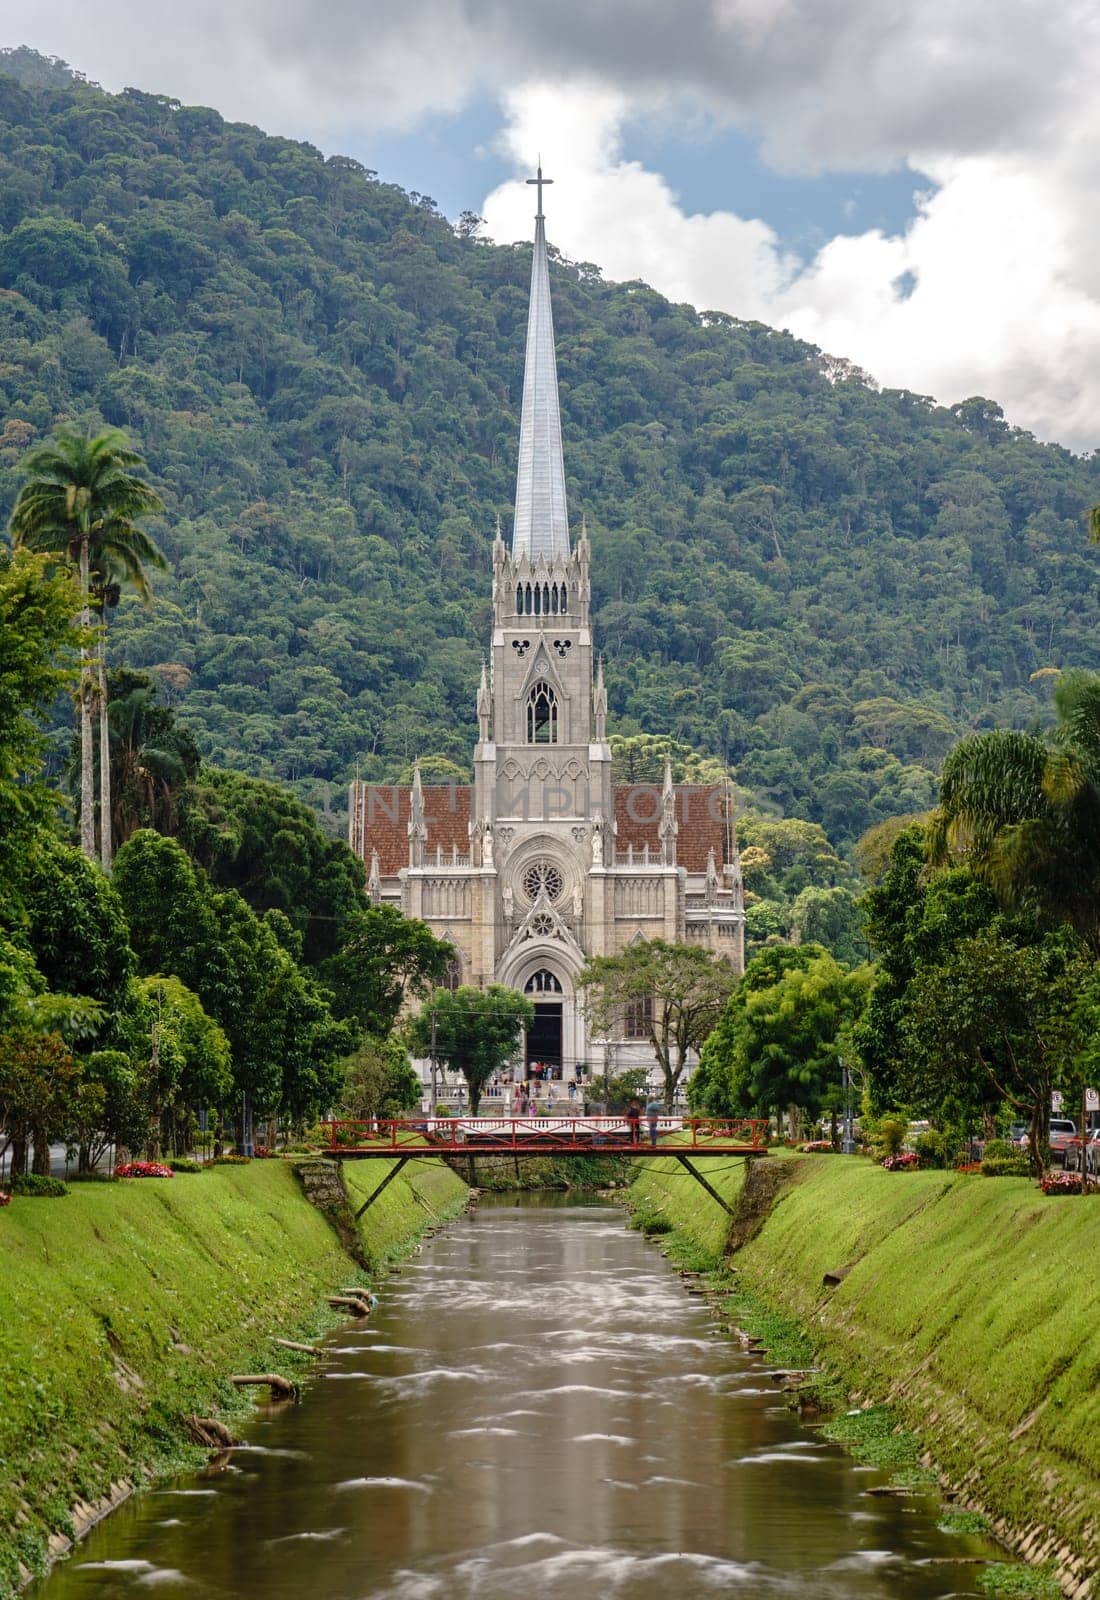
[1,46,1098,851]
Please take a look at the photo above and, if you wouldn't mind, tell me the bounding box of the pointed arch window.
[526,681,558,744]
[515,584,523,614]
[559,585,568,614]
[551,584,559,614]
[525,969,563,994]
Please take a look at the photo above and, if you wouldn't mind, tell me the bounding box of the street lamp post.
[841,1059,856,1155]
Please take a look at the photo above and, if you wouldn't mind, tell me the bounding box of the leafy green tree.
[102,668,201,846]
[855,824,1003,1122]
[931,671,1100,952]
[17,836,133,1020]
[902,929,1091,1173]
[320,904,452,1036]
[409,984,532,1115]
[341,1035,422,1120]
[0,1028,82,1174]
[69,1049,142,1171]
[8,426,163,864]
[693,944,868,1135]
[790,885,867,966]
[0,548,80,889]
[177,768,366,963]
[127,974,232,1153]
[578,940,737,1108]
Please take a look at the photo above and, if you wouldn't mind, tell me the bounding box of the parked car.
[1063,1131,1100,1175]
[1047,1119,1078,1165]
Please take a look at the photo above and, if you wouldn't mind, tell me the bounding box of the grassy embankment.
[630,1151,1100,1597]
[0,1156,467,1597]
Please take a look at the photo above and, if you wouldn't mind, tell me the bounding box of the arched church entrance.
[524,968,563,1078]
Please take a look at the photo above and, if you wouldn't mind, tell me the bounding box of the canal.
[38,1194,996,1598]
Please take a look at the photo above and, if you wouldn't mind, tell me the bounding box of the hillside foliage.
[0,51,1098,849]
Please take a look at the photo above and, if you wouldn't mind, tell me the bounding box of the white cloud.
[482,84,1100,451]
[8,0,1100,445]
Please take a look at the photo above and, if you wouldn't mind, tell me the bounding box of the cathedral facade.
[348,180,744,1091]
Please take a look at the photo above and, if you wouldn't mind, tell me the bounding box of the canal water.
[39,1195,996,1598]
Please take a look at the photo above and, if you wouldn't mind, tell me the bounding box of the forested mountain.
[1,48,1098,849]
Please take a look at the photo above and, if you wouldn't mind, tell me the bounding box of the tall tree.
[930,671,1100,951]
[0,549,80,889]
[87,529,166,871]
[577,940,738,1109]
[8,427,164,865]
[408,984,532,1115]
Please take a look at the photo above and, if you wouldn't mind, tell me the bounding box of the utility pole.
[841,1058,855,1155]
[429,1008,438,1116]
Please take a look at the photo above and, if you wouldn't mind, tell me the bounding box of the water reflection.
[37,1194,996,1599]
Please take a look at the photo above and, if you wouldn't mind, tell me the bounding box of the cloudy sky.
[7,0,1100,451]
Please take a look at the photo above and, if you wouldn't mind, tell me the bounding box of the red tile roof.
[614,784,729,873]
[359,785,471,875]
[359,782,729,876]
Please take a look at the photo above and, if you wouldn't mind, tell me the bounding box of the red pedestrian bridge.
[320,1116,769,1219]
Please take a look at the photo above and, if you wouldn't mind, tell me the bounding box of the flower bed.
[115,1161,174,1179]
[0,1191,10,1208]
[955,1161,983,1175]
[882,1152,920,1172]
[799,1140,835,1153]
[1039,1169,1100,1196]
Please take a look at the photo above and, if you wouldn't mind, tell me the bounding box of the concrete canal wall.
[0,1157,468,1598]
[629,1151,1100,1596]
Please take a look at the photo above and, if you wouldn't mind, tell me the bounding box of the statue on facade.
[591,814,605,866]
[482,821,494,867]
[502,881,514,926]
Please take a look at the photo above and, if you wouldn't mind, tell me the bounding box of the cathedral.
[348,175,744,1093]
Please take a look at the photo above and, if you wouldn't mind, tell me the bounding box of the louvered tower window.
[526,682,558,743]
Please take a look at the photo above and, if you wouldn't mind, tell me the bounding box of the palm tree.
[930,671,1100,950]
[89,531,166,870]
[9,428,164,865]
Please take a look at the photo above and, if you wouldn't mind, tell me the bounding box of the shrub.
[914,1129,948,1168]
[252,1146,273,1159]
[115,1161,174,1178]
[982,1155,1031,1178]
[882,1152,920,1171]
[10,1173,69,1197]
[166,1158,202,1173]
[870,1116,907,1160]
[1039,1169,1099,1195]
[982,1138,1016,1162]
[212,1154,250,1164]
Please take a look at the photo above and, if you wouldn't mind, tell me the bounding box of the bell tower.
[473,170,612,844]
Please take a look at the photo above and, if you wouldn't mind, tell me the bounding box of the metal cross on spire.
[526,161,553,219]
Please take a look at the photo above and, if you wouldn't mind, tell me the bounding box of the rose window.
[530,913,556,937]
[522,861,564,903]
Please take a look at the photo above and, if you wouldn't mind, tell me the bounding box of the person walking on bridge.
[627,1098,642,1144]
[645,1097,662,1148]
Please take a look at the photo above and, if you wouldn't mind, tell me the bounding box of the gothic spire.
[408,759,427,867]
[512,165,570,562]
[593,655,607,741]
[659,751,678,865]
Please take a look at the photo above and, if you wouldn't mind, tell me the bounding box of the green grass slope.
[0,1156,467,1596]
[631,1154,1100,1588]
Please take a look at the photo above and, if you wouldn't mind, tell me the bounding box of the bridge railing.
[321,1117,769,1151]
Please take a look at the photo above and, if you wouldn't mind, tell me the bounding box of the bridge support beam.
[674,1153,739,1218]
[354,1156,409,1220]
